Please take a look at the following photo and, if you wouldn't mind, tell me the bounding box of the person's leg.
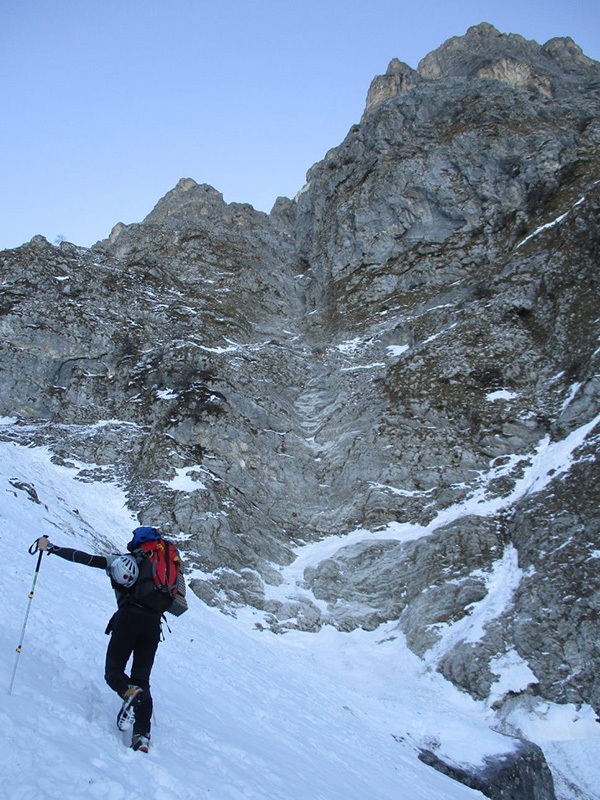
[104,609,136,698]
[130,613,161,735]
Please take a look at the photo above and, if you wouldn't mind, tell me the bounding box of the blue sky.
[2,0,599,251]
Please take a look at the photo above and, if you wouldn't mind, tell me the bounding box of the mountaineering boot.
[131,733,150,753]
[117,685,144,731]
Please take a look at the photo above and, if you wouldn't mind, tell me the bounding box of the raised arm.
[37,536,109,570]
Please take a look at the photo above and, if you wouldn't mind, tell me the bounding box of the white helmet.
[110,554,139,587]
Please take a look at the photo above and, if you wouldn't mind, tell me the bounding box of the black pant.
[104,604,161,735]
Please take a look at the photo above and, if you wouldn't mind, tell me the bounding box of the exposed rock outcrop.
[419,739,556,800]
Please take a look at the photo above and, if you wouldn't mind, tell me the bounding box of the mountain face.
[2,21,600,736]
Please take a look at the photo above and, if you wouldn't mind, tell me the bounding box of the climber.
[36,526,185,753]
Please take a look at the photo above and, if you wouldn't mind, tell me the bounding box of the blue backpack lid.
[130,526,162,548]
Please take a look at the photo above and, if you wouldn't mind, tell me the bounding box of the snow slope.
[1,432,599,799]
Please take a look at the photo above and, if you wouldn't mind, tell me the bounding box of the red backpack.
[131,539,187,615]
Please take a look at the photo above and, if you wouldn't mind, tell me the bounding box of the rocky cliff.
[2,22,600,759]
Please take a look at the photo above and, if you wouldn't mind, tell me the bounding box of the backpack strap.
[163,541,179,593]
[131,547,154,587]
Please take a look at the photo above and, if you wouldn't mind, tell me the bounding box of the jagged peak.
[97,175,277,252]
[542,35,597,68]
[362,58,421,118]
[362,23,598,117]
[417,22,538,80]
[417,21,597,93]
[465,21,502,38]
[143,179,226,224]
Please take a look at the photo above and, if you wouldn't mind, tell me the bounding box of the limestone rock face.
[416,22,597,98]
[1,24,600,744]
[363,58,422,116]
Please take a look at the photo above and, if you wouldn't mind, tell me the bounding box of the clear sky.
[2,0,599,251]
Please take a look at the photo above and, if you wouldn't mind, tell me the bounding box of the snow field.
[0,438,483,799]
[1,431,600,799]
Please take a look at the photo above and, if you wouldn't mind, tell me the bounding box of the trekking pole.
[8,539,44,695]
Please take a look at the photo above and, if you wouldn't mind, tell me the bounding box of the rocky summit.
[1,21,600,785]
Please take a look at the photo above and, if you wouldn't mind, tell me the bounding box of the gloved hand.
[37,536,56,552]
